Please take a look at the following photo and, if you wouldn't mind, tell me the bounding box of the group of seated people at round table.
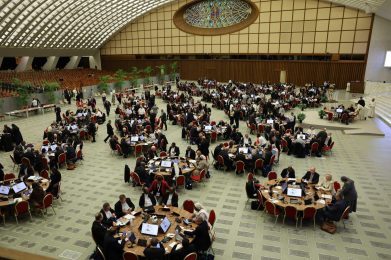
[91,187,213,260]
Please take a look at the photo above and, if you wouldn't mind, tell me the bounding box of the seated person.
[29,182,46,208]
[100,202,116,227]
[134,162,150,186]
[240,133,252,146]
[246,179,262,199]
[193,150,209,176]
[213,143,223,160]
[168,142,180,156]
[65,145,77,164]
[318,192,347,223]
[18,164,34,181]
[280,166,295,178]
[184,215,212,252]
[317,173,334,193]
[143,237,165,260]
[185,146,196,159]
[162,187,178,207]
[114,194,135,218]
[146,145,158,161]
[139,187,157,208]
[236,150,246,163]
[301,167,320,184]
[91,212,108,248]
[46,168,62,196]
[192,202,209,222]
[103,228,125,260]
[148,175,170,203]
[170,238,197,260]
[220,146,234,170]
[120,138,131,158]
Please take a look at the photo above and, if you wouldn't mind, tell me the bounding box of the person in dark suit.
[340,176,358,212]
[301,167,320,184]
[104,120,114,143]
[184,216,211,251]
[103,228,125,260]
[23,147,35,165]
[143,238,165,260]
[162,187,178,207]
[170,238,197,260]
[220,146,234,170]
[318,192,348,223]
[146,146,158,161]
[198,136,209,157]
[236,150,246,163]
[168,142,180,156]
[91,212,108,248]
[280,166,296,178]
[47,168,62,195]
[139,187,157,208]
[100,202,116,227]
[114,194,135,218]
[185,146,196,159]
[213,143,223,160]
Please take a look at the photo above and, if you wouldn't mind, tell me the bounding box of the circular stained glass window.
[173,0,259,36]
[184,0,252,29]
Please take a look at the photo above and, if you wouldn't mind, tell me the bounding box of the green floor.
[1,90,391,260]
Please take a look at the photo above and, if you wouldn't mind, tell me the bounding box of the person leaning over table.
[184,215,212,252]
[143,237,165,260]
[148,175,170,204]
[114,194,135,218]
[139,186,157,208]
[340,176,358,213]
[170,237,197,260]
[46,168,62,196]
[100,202,116,228]
[103,228,125,260]
[301,167,320,184]
[168,142,180,156]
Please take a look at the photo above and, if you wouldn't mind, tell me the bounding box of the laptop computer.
[298,134,306,140]
[267,119,274,124]
[238,147,248,154]
[0,185,10,196]
[159,217,171,233]
[143,205,155,213]
[287,187,302,197]
[12,182,27,193]
[130,136,139,142]
[160,160,172,168]
[204,125,212,131]
[140,223,159,236]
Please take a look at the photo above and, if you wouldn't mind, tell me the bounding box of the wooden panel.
[101,55,366,89]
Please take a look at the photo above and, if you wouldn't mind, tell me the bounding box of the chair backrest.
[211,131,217,141]
[15,200,30,215]
[10,154,17,164]
[217,155,224,166]
[285,205,297,219]
[236,160,245,171]
[265,201,276,215]
[280,139,288,148]
[329,142,335,150]
[43,194,54,208]
[333,181,341,192]
[184,252,197,260]
[135,144,143,152]
[160,151,167,157]
[256,191,264,206]
[58,152,66,163]
[267,171,277,180]
[247,173,254,181]
[123,251,138,260]
[258,124,264,132]
[269,155,275,166]
[255,159,263,169]
[4,173,16,181]
[43,140,49,145]
[21,157,31,167]
[208,209,216,226]
[116,144,122,154]
[311,142,319,151]
[176,175,185,186]
[132,172,141,185]
[183,200,195,213]
[96,245,106,260]
[285,129,292,134]
[302,207,317,220]
[327,112,333,120]
[199,169,206,180]
[340,206,350,221]
[40,170,49,179]
[223,142,229,147]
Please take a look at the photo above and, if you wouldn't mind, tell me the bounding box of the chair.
[4,173,16,183]
[223,142,229,147]
[134,144,143,157]
[210,131,217,143]
[43,140,49,145]
[175,175,185,191]
[264,201,280,224]
[283,206,298,229]
[10,155,21,170]
[280,139,288,153]
[76,150,83,164]
[267,171,277,180]
[310,142,319,157]
[285,129,292,134]
[191,169,205,186]
[183,200,195,213]
[333,181,341,193]
[14,200,32,224]
[235,160,245,175]
[257,124,264,134]
[0,208,5,225]
[79,130,88,140]
[184,252,197,260]
[322,142,334,155]
[255,191,265,210]
[96,245,106,260]
[338,206,351,229]
[247,122,256,134]
[37,194,56,217]
[21,157,31,168]
[53,182,63,201]
[159,151,167,157]
[301,207,317,229]
[41,157,49,170]
[123,251,138,260]
[247,172,254,181]
[40,170,49,179]
[216,155,225,171]
[131,172,145,188]
[116,144,123,156]
[208,209,216,227]
[327,112,334,121]
[58,152,67,167]
[253,158,263,175]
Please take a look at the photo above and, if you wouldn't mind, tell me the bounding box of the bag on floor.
[321,221,336,234]
[124,164,130,183]
[185,183,192,190]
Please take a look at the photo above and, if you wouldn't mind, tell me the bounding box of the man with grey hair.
[91,212,107,248]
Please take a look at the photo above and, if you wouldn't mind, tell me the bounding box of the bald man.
[301,167,320,184]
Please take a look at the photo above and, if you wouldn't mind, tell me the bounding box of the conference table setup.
[146,156,196,179]
[116,205,197,257]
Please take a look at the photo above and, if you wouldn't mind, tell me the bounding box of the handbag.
[321,221,336,234]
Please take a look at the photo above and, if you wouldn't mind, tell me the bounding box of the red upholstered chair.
[269,155,276,168]
[257,124,264,134]
[42,140,49,145]
[183,200,195,213]
[191,169,205,186]
[134,144,143,157]
[253,158,264,175]
[21,157,31,168]
[40,170,49,179]
[145,125,151,132]
[235,160,245,175]
[267,171,277,180]
[310,142,319,157]
[285,129,292,134]
[217,155,225,171]
[208,209,216,227]
[247,172,254,181]
[41,157,49,170]
[175,175,185,191]
[116,144,123,156]
[327,112,334,121]
[159,151,167,157]
[184,252,197,260]
[264,201,280,224]
[10,154,21,170]
[301,207,317,229]
[36,194,56,217]
[280,139,288,153]
[338,206,351,229]
[210,121,216,126]
[223,142,229,147]
[58,152,67,167]
[14,200,32,224]
[255,190,265,210]
[333,181,341,193]
[283,206,298,228]
[131,172,145,188]
[4,173,16,184]
[210,131,217,143]
[123,251,138,260]
[322,142,334,155]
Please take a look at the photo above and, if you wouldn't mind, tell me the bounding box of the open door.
[280,70,287,83]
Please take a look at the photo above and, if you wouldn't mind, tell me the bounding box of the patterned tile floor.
[0,91,391,260]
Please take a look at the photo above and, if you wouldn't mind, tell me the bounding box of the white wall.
[365,16,391,83]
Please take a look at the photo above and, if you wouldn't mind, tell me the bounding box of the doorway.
[280,70,287,83]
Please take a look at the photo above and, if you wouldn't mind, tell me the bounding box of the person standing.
[160,109,167,131]
[104,100,111,116]
[104,120,114,143]
[55,106,61,123]
[368,98,376,118]
[234,108,241,128]
[340,176,357,213]
[88,121,97,143]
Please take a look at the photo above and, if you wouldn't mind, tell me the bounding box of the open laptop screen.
[267,119,274,124]
[204,125,212,131]
[130,136,139,142]
[238,147,248,154]
[161,160,172,168]
[287,188,302,197]
[160,217,171,233]
[12,182,27,193]
[0,185,10,195]
[141,223,159,236]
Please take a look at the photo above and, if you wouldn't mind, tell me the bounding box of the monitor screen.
[141,223,159,236]
[238,147,248,154]
[267,119,274,124]
[130,136,139,142]
[160,217,171,233]
[298,134,306,140]
[336,108,343,113]
[204,125,212,131]
[161,160,172,168]
[287,188,302,197]
[0,185,10,195]
[12,182,27,193]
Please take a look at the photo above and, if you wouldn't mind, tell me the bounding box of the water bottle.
[175,229,180,241]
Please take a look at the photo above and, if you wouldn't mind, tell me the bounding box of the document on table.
[321,194,332,199]
[318,199,326,204]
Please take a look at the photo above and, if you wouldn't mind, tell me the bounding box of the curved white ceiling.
[0,0,173,49]
[0,0,388,51]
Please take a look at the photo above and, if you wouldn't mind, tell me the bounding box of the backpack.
[321,221,337,234]
[124,164,130,183]
[185,183,192,190]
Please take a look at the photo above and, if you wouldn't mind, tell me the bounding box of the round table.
[261,178,333,211]
[147,156,196,177]
[119,205,197,257]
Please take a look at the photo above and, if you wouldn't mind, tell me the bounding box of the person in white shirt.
[241,133,252,146]
[139,187,157,208]
[317,174,335,195]
[162,187,178,207]
[138,107,146,119]
[368,98,376,118]
[307,126,316,137]
[192,203,209,222]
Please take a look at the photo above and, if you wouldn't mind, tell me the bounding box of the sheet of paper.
[318,199,326,204]
[321,194,332,199]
